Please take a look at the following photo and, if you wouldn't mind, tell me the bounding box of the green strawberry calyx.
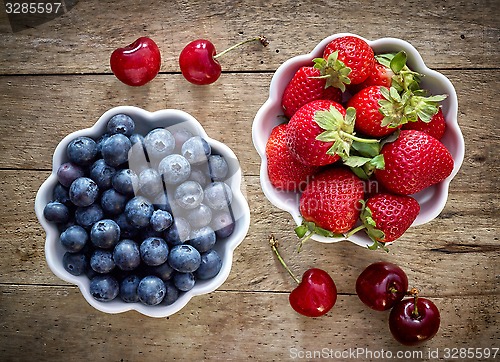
[312,51,351,92]
[295,220,342,252]
[346,200,389,252]
[376,51,448,126]
[314,106,380,160]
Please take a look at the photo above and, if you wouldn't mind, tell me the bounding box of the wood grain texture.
[0,0,499,360]
[0,286,498,361]
[0,0,499,74]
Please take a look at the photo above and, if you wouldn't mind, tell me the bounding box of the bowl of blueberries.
[35,106,250,317]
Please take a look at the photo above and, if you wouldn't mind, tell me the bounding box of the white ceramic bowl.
[35,106,250,317]
[252,33,464,248]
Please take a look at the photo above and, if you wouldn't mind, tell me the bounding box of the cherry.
[356,261,408,311]
[179,36,268,85]
[110,37,161,87]
[270,236,337,317]
[389,288,441,345]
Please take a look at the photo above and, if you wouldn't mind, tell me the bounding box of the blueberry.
[100,188,128,215]
[75,203,104,229]
[128,141,149,176]
[95,133,111,156]
[164,217,191,245]
[125,196,154,228]
[185,204,212,229]
[114,213,139,239]
[89,159,116,190]
[144,128,175,163]
[161,280,180,305]
[138,168,163,199]
[60,225,88,253]
[189,167,210,187]
[174,181,204,210]
[101,134,131,167]
[43,201,70,224]
[90,275,119,302]
[119,274,141,303]
[181,136,211,165]
[158,154,191,185]
[112,169,139,195]
[139,225,164,239]
[62,252,87,276]
[168,244,201,273]
[53,183,71,205]
[204,182,232,210]
[57,162,85,187]
[208,155,229,181]
[172,129,193,152]
[107,114,135,136]
[150,210,173,232]
[140,237,169,266]
[67,136,98,166]
[188,226,216,253]
[211,210,235,239]
[152,190,171,212]
[138,275,166,305]
[129,133,145,148]
[151,261,175,281]
[173,272,195,292]
[195,249,223,280]
[113,239,141,271]
[69,177,99,207]
[90,249,116,274]
[90,219,120,249]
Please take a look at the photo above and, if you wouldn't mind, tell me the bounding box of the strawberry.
[285,100,346,166]
[281,66,342,119]
[402,108,446,140]
[314,36,375,91]
[347,85,400,137]
[349,60,393,94]
[374,130,454,195]
[360,193,420,245]
[265,123,319,192]
[299,167,365,234]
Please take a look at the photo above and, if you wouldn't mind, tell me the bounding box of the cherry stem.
[269,235,300,284]
[214,36,269,59]
[407,287,420,318]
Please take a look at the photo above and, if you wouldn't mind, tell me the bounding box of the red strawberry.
[361,193,420,244]
[299,167,365,234]
[350,60,393,93]
[374,130,454,195]
[281,66,342,119]
[265,123,319,192]
[285,100,346,166]
[402,108,446,140]
[319,36,375,88]
[347,85,400,137]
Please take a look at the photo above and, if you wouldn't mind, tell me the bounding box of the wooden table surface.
[0,1,498,361]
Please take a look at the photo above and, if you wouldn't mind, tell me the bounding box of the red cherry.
[110,37,161,87]
[356,261,408,311]
[289,268,337,317]
[179,39,222,85]
[270,236,337,317]
[179,36,269,85]
[389,290,441,346]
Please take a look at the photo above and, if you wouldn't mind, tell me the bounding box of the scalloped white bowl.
[35,106,250,317]
[252,33,464,248]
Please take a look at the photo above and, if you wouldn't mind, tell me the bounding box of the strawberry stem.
[297,232,314,253]
[345,224,366,238]
[339,131,380,144]
[269,235,300,284]
[214,36,269,59]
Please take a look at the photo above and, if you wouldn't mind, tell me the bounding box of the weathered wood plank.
[0,0,498,74]
[1,170,498,298]
[0,285,498,361]
[0,71,499,190]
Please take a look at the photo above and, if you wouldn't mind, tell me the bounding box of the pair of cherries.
[110,36,268,86]
[271,238,440,346]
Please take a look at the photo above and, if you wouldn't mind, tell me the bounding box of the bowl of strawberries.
[252,33,464,249]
